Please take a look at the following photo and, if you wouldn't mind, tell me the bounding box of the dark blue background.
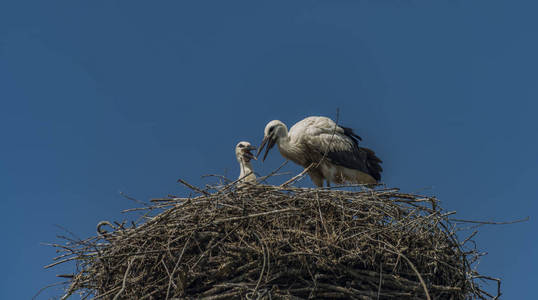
[1,1,536,298]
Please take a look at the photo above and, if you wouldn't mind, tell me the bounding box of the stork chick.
[235,141,257,183]
[257,116,382,187]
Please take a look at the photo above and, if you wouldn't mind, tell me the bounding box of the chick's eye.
[269,127,274,133]
[238,144,244,148]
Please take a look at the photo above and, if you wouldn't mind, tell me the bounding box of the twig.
[213,208,299,224]
[177,178,210,196]
[367,236,431,300]
[377,260,383,300]
[257,160,289,184]
[280,163,314,187]
[32,281,69,300]
[314,108,340,170]
[165,235,192,299]
[113,256,140,300]
[449,216,529,225]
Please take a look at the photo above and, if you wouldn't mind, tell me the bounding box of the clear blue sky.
[1,1,536,299]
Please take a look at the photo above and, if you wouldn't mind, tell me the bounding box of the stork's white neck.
[275,135,305,166]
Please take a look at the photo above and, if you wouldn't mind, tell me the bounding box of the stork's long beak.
[243,145,257,161]
[257,135,276,162]
[257,136,267,157]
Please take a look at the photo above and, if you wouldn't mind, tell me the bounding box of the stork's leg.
[311,177,323,187]
[308,171,324,188]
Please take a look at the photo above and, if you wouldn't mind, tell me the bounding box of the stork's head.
[257,120,288,161]
[235,141,257,163]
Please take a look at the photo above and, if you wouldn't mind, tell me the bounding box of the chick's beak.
[243,145,257,161]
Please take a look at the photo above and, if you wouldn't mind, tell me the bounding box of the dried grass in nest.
[45,176,502,300]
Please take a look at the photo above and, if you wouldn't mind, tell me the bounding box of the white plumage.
[257,116,382,187]
[235,141,257,184]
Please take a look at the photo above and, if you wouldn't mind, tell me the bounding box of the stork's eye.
[238,144,245,148]
[269,126,274,133]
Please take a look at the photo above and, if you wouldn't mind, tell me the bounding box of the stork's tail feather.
[341,126,362,142]
[361,147,383,182]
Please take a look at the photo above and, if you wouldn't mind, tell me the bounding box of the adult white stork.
[257,116,382,187]
[235,141,257,183]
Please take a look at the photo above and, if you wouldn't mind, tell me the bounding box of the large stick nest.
[47,180,500,299]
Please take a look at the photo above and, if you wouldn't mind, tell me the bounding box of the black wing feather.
[326,126,383,182]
